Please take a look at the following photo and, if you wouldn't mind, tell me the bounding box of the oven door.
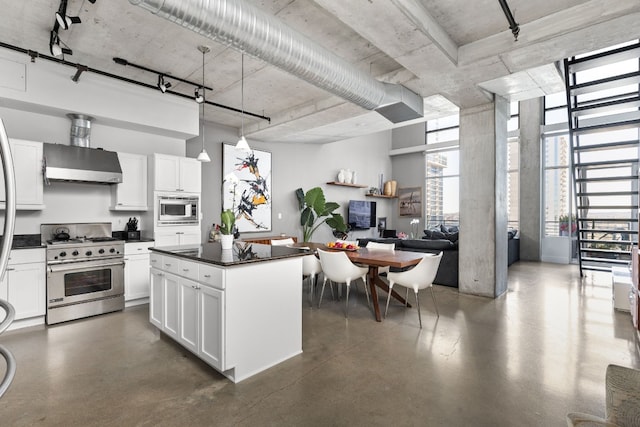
[47,258,124,308]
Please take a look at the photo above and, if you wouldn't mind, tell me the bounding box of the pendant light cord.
[201,47,206,150]
[240,53,244,137]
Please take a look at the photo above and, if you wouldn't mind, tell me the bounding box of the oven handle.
[48,260,125,273]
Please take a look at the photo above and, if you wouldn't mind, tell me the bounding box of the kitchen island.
[149,241,307,383]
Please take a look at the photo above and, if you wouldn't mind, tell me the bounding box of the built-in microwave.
[157,195,199,225]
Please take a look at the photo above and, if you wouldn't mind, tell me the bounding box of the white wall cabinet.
[124,241,153,305]
[111,152,148,211]
[0,139,44,210]
[154,230,201,247]
[151,154,201,193]
[0,248,46,329]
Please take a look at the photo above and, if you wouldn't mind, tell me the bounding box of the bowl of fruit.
[326,241,360,251]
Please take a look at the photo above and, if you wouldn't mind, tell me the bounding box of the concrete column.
[519,98,543,261]
[459,97,509,298]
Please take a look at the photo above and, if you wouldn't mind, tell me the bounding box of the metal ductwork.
[129,0,424,123]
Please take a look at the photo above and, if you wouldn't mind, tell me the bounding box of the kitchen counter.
[0,234,46,249]
[149,240,304,383]
[149,241,308,266]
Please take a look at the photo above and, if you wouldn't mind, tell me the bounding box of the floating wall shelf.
[326,181,367,188]
[366,194,397,199]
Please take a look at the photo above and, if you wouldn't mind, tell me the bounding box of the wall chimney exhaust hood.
[43,143,123,184]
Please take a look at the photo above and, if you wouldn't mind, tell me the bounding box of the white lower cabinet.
[0,248,46,329]
[154,230,201,247]
[151,256,225,371]
[124,241,153,305]
[149,252,301,383]
[149,267,164,329]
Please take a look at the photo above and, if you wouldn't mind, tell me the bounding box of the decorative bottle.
[338,169,346,183]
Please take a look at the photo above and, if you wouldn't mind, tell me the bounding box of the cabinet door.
[154,232,180,247]
[199,284,225,370]
[112,152,148,210]
[179,278,199,354]
[125,254,150,301]
[178,231,201,246]
[6,262,45,320]
[179,157,201,193]
[0,139,44,208]
[149,268,164,329]
[154,154,180,192]
[163,273,180,339]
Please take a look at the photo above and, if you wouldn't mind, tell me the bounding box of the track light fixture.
[55,0,81,30]
[195,87,204,104]
[49,31,72,57]
[196,45,211,163]
[157,74,171,93]
[71,64,88,83]
[55,12,81,30]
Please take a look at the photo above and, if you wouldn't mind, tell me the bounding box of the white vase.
[337,169,346,183]
[351,170,357,184]
[220,234,234,250]
[345,169,352,184]
[220,249,234,262]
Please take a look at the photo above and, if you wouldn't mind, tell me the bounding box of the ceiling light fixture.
[194,87,204,104]
[157,74,171,93]
[49,31,72,57]
[55,11,81,30]
[236,53,251,153]
[196,45,211,163]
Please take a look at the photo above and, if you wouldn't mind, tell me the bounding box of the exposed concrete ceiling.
[0,0,638,143]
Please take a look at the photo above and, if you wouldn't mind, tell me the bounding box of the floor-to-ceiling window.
[424,103,519,231]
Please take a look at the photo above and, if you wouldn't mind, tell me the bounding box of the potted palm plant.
[296,187,348,242]
[220,173,240,249]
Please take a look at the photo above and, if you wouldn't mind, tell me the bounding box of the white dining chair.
[302,254,322,307]
[364,241,395,275]
[384,252,442,328]
[270,238,295,246]
[317,249,369,317]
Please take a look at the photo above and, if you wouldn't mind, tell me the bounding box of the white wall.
[189,122,394,243]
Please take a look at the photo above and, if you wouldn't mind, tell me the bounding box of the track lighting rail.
[113,57,214,91]
[0,41,271,123]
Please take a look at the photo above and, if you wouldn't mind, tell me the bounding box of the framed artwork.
[222,143,272,232]
[398,187,422,217]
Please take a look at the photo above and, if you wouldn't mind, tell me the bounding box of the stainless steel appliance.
[42,223,125,325]
[157,194,199,225]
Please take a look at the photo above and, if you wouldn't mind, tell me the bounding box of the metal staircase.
[563,41,640,276]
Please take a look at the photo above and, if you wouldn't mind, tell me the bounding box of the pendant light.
[196,45,211,162]
[236,53,251,153]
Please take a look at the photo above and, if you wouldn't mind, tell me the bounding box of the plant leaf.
[300,207,315,227]
[295,188,305,210]
[305,187,325,215]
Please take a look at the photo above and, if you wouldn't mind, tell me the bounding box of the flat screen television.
[348,200,376,230]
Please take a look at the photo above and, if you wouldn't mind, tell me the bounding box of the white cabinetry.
[0,248,46,330]
[154,230,201,247]
[124,241,154,306]
[111,152,148,211]
[149,251,301,382]
[150,254,225,371]
[0,139,44,210]
[151,154,201,193]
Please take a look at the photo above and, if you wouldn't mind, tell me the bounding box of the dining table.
[293,242,427,322]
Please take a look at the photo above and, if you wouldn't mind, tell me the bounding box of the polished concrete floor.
[1,261,639,426]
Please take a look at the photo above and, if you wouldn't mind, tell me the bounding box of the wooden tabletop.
[293,242,426,268]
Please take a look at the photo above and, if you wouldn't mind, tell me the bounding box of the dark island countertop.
[150,241,310,267]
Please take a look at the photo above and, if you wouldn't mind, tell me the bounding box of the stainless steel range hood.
[43,143,122,184]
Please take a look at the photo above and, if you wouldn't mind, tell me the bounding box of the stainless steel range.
[41,223,125,325]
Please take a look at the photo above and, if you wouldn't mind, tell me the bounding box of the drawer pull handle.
[204,274,211,278]
[6,268,14,271]
[164,263,171,267]
[183,269,189,272]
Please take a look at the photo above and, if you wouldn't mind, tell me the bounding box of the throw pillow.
[403,239,454,250]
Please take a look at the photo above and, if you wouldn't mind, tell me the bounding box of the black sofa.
[357,230,519,288]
